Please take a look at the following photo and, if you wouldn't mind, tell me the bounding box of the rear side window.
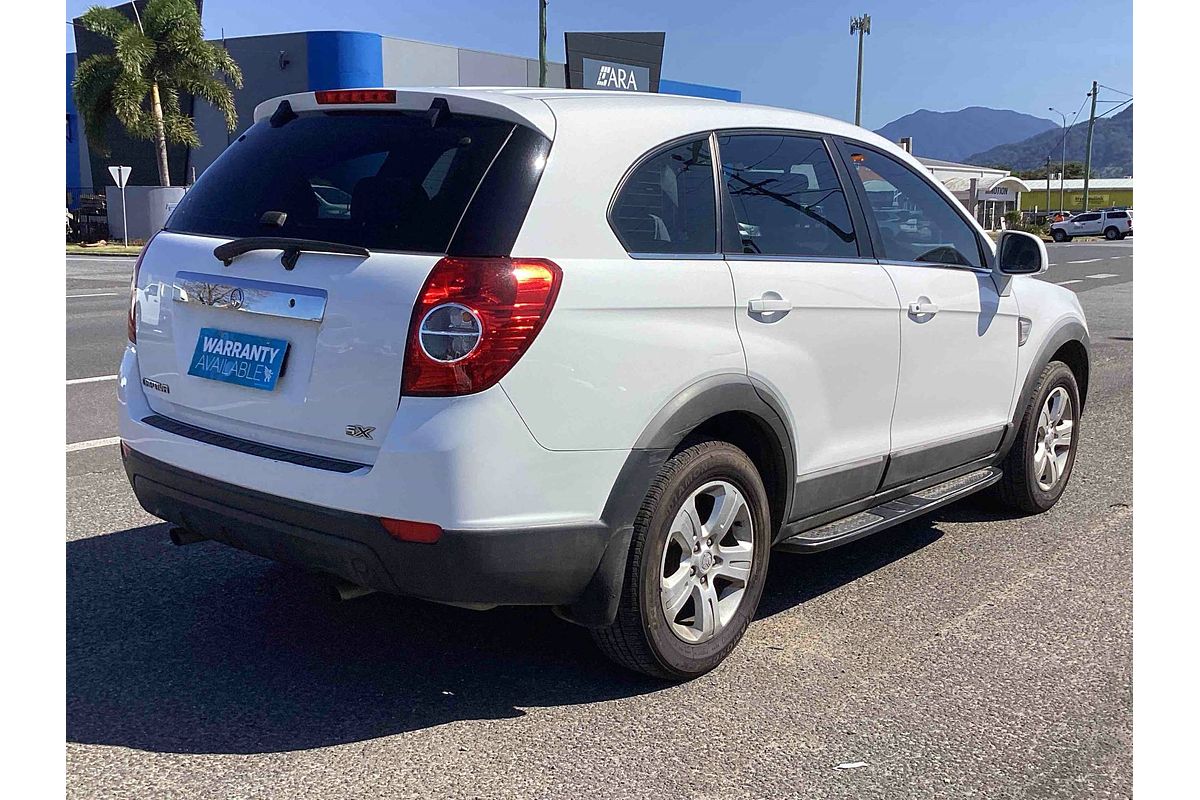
[167,111,516,253]
[611,137,716,254]
[718,134,858,258]
[1074,213,1101,222]
[1108,211,1128,219]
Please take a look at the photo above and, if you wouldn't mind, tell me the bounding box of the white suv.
[119,88,1089,679]
[1051,209,1132,241]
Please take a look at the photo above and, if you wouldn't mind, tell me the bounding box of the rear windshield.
[167,110,515,252]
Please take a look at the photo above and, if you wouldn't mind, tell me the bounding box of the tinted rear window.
[1108,211,1128,219]
[167,110,515,252]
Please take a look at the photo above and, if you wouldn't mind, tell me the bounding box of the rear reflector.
[314,89,397,105]
[380,518,443,544]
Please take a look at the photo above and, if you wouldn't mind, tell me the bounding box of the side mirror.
[996,230,1048,275]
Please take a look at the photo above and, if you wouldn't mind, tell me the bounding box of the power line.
[1097,83,1132,97]
[1094,97,1132,121]
[1054,93,1090,161]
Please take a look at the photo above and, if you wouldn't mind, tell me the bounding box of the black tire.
[993,361,1081,514]
[1104,226,1120,240]
[591,439,772,680]
[1052,229,1068,242]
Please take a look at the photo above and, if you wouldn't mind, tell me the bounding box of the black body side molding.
[554,374,796,627]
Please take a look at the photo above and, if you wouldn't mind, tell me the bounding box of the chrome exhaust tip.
[331,578,376,601]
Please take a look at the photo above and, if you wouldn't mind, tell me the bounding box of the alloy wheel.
[659,480,755,644]
[1034,386,1074,491]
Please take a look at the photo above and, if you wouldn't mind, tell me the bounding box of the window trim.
[832,137,993,273]
[713,128,868,261]
[606,131,722,259]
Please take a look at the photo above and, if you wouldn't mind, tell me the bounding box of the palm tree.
[72,0,243,187]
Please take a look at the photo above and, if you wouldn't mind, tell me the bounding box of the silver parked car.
[1051,210,1132,242]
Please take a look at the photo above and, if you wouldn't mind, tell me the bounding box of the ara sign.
[583,58,650,92]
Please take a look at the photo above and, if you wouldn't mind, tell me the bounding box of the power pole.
[1046,156,1052,213]
[1082,80,1098,211]
[850,14,871,126]
[538,1,548,88]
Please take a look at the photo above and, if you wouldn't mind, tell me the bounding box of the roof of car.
[477,86,884,142]
[254,87,899,154]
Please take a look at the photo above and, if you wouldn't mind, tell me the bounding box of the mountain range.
[965,105,1132,177]
[874,107,1057,163]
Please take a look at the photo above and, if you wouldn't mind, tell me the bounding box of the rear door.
[838,141,1019,487]
[134,105,546,463]
[716,131,901,517]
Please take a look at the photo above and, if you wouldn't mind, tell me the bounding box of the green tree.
[72,0,242,187]
[1012,161,1088,181]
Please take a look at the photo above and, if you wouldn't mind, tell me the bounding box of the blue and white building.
[66,29,741,205]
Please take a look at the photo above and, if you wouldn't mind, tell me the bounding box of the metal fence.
[66,189,110,243]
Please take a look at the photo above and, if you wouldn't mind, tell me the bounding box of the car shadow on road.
[68,510,969,755]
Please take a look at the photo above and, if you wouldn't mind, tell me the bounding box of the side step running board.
[777,467,1003,553]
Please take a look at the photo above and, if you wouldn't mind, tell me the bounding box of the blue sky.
[66,0,1132,129]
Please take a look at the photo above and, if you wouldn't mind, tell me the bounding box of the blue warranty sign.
[187,327,289,391]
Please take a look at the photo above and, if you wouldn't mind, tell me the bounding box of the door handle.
[748,296,793,313]
[908,299,939,316]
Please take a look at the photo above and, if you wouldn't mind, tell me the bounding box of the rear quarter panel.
[502,102,745,451]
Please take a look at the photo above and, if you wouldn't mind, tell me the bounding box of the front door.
[840,142,1020,488]
[1070,212,1103,236]
[716,132,901,518]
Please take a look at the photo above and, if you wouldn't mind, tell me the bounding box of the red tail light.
[380,517,443,544]
[402,257,562,396]
[314,89,396,105]
[127,233,156,343]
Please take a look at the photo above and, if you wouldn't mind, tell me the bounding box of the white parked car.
[1051,209,1132,241]
[119,88,1090,679]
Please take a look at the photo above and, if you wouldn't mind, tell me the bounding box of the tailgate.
[135,231,438,462]
[129,99,549,464]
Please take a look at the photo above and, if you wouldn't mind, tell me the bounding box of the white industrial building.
[917,157,1031,230]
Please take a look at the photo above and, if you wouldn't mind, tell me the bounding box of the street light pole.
[850,14,871,126]
[1048,106,1074,213]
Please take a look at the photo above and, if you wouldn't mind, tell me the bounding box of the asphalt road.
[66,241,1133,798]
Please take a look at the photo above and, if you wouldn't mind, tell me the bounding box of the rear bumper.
[123,445,615,607]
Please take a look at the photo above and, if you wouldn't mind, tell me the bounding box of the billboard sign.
[582,58,650,92]
[564,32,665,93]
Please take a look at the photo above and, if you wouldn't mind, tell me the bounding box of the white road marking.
[66,437,121,452]
[67,292,122,298]
[1110,256,1124,259]
[1086,273,1120,280]
[1069,259,1103,264]
[66,374,118,385]
[1056,280,1083,286]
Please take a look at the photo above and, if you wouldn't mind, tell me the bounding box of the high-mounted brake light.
[402,257,562,396]
[127,232,158,343]
[314,89,397,105]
